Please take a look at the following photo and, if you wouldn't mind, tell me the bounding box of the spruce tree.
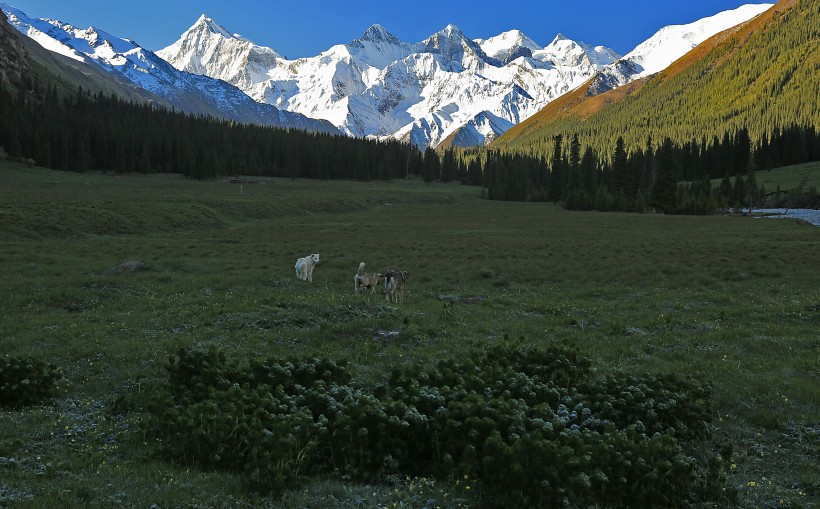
[568,133,581,193]
[422,148,439,183]
[612,136,629,197]
[651,138,679,214]
[547,134,564,203]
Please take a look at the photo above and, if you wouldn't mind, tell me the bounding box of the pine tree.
[651,138,679,214]
[422,148,439,183]
[612,136,629,196]
[568,133,581,192]
[547,134,564,203]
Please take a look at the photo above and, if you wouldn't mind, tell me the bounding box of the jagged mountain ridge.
[158,18,621,149]
[0,2,339,134]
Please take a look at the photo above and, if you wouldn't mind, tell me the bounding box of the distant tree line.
[1,81,817,214]
[0,83,424,180]
[475,126,820,213]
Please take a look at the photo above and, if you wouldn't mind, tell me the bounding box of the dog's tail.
[357,262,366,276]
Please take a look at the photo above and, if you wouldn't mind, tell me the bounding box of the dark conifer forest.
[0,83,425,180]
[478,126,820,212]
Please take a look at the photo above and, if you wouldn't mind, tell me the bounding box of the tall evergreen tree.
[651,138,679,214]
[547,134,564,203]
[612,136,629,197]
[568,133,581,193]
[422,148,440,183]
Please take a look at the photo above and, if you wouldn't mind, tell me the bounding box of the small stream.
[752,208,820,227]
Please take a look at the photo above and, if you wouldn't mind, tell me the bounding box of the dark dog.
[383,269,408,303]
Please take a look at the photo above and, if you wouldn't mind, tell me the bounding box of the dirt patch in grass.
[104,260,150,274]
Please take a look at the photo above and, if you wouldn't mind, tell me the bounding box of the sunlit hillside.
[494,0,819,161]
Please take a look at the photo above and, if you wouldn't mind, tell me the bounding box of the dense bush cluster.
[149,344,735,507]
[0,356,62,408]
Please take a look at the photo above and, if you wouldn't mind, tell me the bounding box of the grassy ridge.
[0,162,817,507]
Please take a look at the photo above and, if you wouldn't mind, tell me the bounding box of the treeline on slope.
[478,126,820,213]
[0,82,425,180]
[495,0,820,164]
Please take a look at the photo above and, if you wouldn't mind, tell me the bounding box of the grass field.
[1,161,818,508]
[706,161,820,192]
[754,162,820,191]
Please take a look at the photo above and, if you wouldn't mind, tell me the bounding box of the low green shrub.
[147,343,735,507]
[0,356,62,408]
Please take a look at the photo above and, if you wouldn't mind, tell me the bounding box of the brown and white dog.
[383,269,408,303]
[295,253,320,281]
[354,262,382,294]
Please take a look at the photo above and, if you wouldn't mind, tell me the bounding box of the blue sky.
[6,0,769,57]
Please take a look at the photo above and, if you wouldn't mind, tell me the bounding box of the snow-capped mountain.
[589,3,772,95]
[0,2,338,134]
[158,18,620,149]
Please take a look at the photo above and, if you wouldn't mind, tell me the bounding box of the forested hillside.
[493,0,819,162]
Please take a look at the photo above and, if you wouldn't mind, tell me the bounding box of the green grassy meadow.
[707,161,820,192]
[754,161,820,193]
[0,161,817,508]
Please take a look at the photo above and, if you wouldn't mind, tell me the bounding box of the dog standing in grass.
[354,262,382,294]
[383,269,408,303]
[295,253,320,282]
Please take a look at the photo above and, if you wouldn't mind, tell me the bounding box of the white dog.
[354,262,382,294]
[295,253,320,281]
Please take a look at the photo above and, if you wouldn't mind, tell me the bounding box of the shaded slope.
[0,8,33,87]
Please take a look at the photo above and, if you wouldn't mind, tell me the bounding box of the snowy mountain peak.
[476,29,543,63]
[157,13,284,83]
[422,24,498,69]
[550,33,570,45]
[426,23,467,41]
[443,23,462,35]
[192,14,232,38]
[533,33,619,69]
[359,24,401,45]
